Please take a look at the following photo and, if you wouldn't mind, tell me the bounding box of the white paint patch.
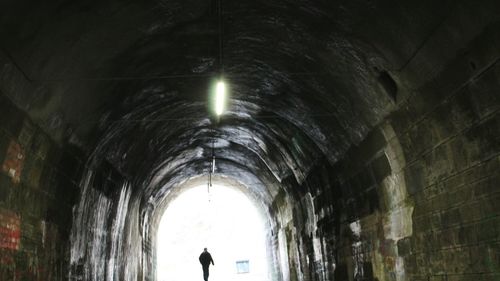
[395,256,406,281]
[350,220,364,280]
[278,197,294,226]
[381,173,414,241]
[304,193,317,236]
[352,241,364,278]
[40,220,46,248]
[377,122,413,281]
[384,205,414,241]
[349,220,361,238]
[278,229,290,281]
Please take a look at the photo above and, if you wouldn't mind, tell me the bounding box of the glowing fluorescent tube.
[215,81,226,116]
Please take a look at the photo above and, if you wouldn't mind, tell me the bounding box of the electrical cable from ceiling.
[208,0,225,198]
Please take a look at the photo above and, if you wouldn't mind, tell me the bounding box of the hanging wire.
[208,0,223,198]
[211,139,216,175]
[217,0,224,76]
[208,138,215,200]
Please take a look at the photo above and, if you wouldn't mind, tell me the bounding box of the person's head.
[204,248,208,252]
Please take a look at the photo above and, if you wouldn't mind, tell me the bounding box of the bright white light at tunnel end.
[214,80,227,116]
[156,183,270,281]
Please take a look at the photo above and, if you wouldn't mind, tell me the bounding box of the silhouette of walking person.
[199,248,214,281]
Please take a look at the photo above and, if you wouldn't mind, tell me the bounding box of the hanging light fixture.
[210,0,228,118]
[214,80,226,116]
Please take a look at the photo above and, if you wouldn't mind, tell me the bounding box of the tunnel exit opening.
[156,183,272,281]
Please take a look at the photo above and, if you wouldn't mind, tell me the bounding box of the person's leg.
[203,265,209,281]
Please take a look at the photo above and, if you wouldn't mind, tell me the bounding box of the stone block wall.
[275,6,500,280]
[0,94,83,280]
[388,11,500,280]
[315,11,500,281]
[325,123,408,281]
[300,75,499,281]
[390,60,500,280]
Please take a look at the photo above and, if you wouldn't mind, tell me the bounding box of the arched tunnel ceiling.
[0,0,456,201]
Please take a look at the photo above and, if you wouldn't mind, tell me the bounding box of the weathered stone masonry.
[272,3,500,281]
[0,96,129,280]
[0,1,499,281]
[0,95,81,280]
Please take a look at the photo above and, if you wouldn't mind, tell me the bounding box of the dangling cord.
[208,162,212,198]
[217,0,224,77]
[208,139,215,202]
[211,138,215,174]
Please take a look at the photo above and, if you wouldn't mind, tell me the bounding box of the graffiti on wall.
[0,208,21,251]
[2,140,25,184]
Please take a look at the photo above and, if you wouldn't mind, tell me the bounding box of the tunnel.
[0,0,499,280]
